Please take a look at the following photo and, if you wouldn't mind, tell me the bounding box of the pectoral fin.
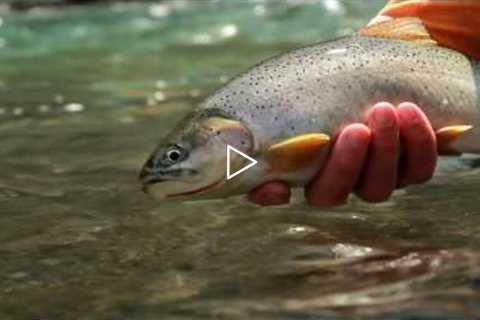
[436,125,473,155]
[267,133,330,172]
[368,0,480,58]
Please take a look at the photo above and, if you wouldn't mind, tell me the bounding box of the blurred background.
[1,1,480,320]
[5,0,156,10]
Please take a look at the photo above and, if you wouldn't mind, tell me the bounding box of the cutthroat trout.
[139,2,480,201]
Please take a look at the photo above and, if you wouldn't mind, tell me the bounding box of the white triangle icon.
[227,145,258,180]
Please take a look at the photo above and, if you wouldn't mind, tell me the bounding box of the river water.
[1,1,480,319]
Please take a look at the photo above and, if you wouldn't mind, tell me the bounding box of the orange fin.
[436,125,473,155]
[267,133,330,172]
[370,0,480,58]
[359,16,437,45]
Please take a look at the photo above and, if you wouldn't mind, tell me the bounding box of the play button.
[226,145,258,180]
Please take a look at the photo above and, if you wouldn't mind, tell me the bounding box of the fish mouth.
[141,175,224,198]
[164,178,224,198]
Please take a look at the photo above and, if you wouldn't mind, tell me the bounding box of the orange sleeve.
[374,0,480,59]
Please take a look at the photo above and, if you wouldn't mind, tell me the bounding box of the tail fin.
[370,0,480,59]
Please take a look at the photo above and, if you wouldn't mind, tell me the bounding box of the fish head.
[139,111,254,199]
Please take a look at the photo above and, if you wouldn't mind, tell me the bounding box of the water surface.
[1,1,480,319]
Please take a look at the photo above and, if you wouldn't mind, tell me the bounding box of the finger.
[248,181,291,206]
[397,102,437,186]
[305,124,371,207]
[355,103,400,202]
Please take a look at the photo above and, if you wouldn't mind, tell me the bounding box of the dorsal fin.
[366,0,480,58]
[359,17,437,45]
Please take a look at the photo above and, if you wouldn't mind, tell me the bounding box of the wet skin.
[248,102,438,207]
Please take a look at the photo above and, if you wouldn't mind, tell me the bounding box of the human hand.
[248,102,438,207]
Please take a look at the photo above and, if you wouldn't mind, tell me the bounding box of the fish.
[139,0,480,200]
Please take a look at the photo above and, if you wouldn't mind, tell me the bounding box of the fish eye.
[163,145,187,165]
[167,149,181,162]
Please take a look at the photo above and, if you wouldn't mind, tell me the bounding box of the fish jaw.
[142,177,226,199]
[140,152,229,200]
